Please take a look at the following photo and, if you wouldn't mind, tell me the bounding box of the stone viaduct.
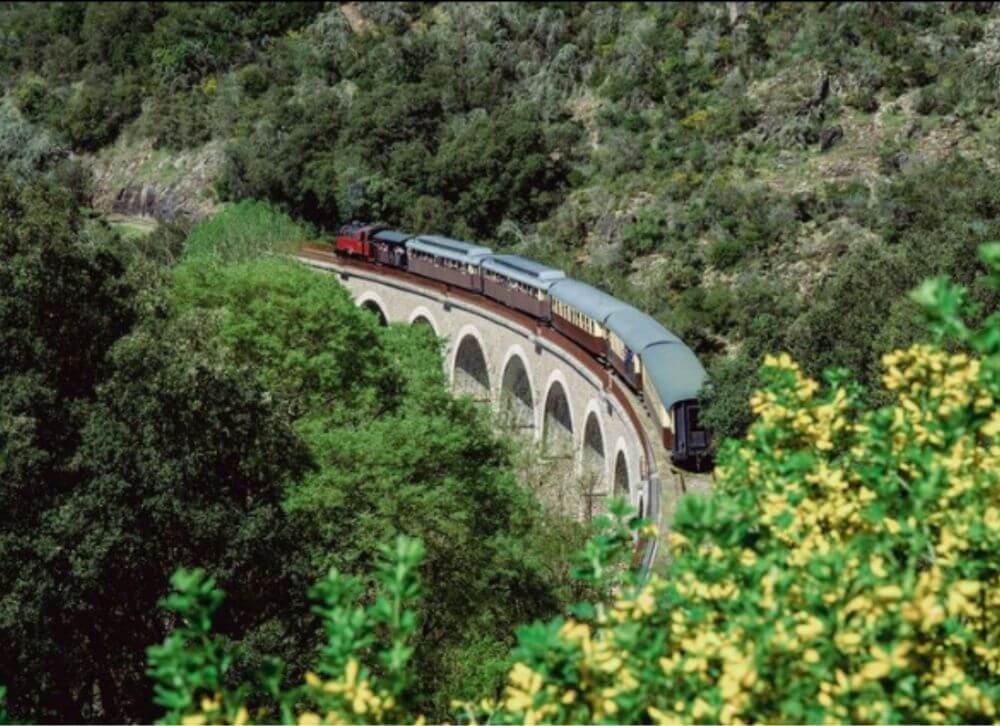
[296,247,708,569]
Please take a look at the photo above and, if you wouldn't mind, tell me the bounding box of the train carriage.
[605,308,681,391]
[548,279,630,359]
[639,341,708,463]
[481,255,565,320]
[371,229,412,269]
[405,235,493,293]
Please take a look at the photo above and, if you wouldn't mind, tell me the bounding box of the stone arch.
[580,407,608,521]
[581,409,607,483]
[407,306,438,335]
[498,346,536,432]
[613,449,630,499]
[357,292,388,327]
[452,329,491,402]
[542,373,574,457]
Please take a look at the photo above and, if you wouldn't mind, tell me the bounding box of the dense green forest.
[1,3,999,724]
[2,2,999,443]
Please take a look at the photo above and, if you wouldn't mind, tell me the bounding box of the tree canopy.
[0,177,581,722]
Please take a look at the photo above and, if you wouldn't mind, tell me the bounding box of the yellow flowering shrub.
[460,244,1000,724]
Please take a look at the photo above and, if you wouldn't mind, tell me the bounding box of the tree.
[0,172,312,723]
[63,316,310,721]
[170,259,579,714]
[0,169,137,720]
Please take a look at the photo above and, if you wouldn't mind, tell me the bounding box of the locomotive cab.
[335,221,385,259]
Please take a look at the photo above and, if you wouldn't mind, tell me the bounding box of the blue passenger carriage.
[640,342,707,460]
[548,279,629,359]
[605,308,680,391]
[405,235,493,293]
[596,306,709,463]
[481,255,565,319]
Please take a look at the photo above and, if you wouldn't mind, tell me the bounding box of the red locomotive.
[335,222,385,258]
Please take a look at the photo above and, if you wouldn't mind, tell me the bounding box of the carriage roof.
[548,279,630,323]
[606,308,681,352]
[481,254,565,290]
[640,342,707,410]
[406,235,493,264]
[372,230,411,245]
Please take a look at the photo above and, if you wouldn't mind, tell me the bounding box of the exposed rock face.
[819,125,844,152]
[112,183,189,221]
[87,138,224,224]
[725,2,753,26]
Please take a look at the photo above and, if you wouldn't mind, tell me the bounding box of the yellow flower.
[875,584,903,602]
[692,698,714,720]
[648,706,681,725]
[668,531,689,549]
[870,555,888,578]
[861,643,910,681]
[795,616,825,641]
[955,580,980,597]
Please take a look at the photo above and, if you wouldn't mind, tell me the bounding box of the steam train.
[334,222,710,469]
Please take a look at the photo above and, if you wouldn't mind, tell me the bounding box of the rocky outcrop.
[111,183,191,222]
[86,138,224,224]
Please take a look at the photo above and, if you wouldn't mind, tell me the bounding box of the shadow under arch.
[613,450,630,499]
[452,333,491,403]
[411,315,435,331]
[542,379,573,458]
[582,412,606,479]
[499,353,535,432]
[360,300,387,326]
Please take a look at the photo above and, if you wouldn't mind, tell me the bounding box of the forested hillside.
[1,4,999,724]
[2,2,999,444]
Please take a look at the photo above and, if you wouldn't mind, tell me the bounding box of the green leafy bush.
[1,180,580,721]
[11,74,58,124]
[169,255,583,717]
[706,235,744,269]
[181,200,313,263]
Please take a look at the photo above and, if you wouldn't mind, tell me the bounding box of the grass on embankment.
[182,200,314,264]
[105,213,160,240]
